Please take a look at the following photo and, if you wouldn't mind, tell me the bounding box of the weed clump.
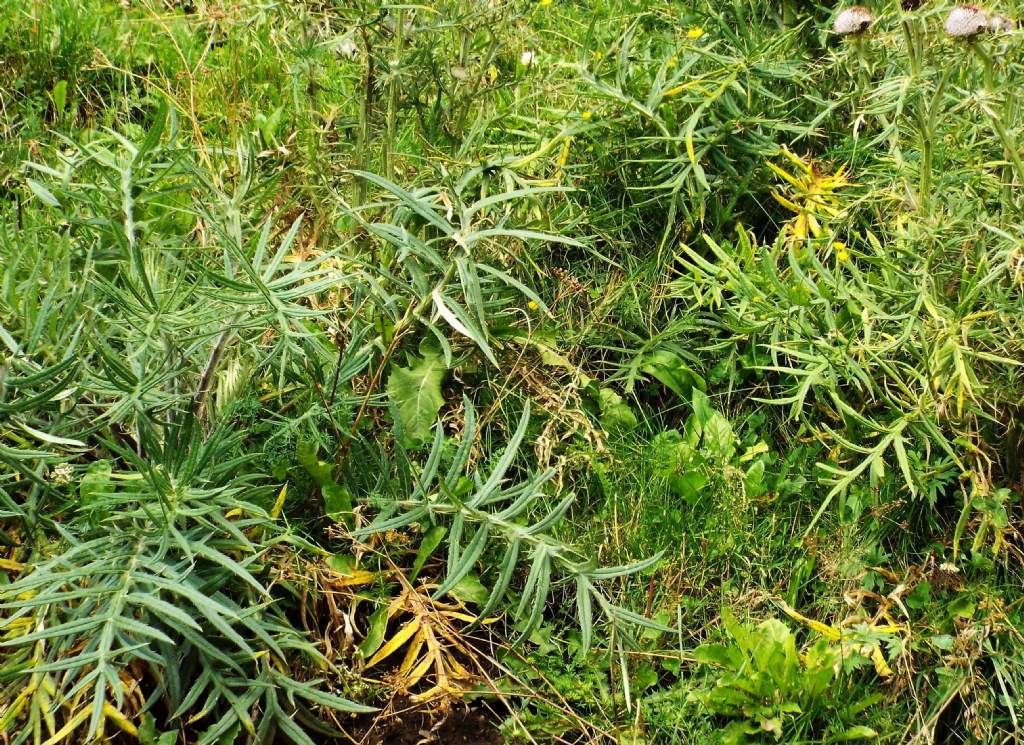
[1,0,1023,742]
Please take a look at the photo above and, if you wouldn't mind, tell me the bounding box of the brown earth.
[350,702,505,745]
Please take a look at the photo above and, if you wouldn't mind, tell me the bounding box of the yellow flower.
[539,0,552,5]
[527,300,539,311]
[687,26,704,39]
[487,64,499,83]
[666,55,678,68]
[581,110,592,121]
[834,241,850,262]
[592,50,603,60]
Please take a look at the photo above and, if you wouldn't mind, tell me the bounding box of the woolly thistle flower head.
[944,5,990,37]
[988,13,1015,32]
[833,6,875,35]
[337,38,359,59]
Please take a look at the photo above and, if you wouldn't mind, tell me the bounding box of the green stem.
[986,113,1024,213]
[919,66,954,212]
[972,41,995,92]
[899,17,922,79]
[356,27,374,210]
[382,8,406,180]
[973,44,1024,215]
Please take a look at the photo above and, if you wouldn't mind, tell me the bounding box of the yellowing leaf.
[366,619,422,668]
[870,645,893,677]
[766,161,805,191]
[397,626,426,678]
[781,146,813,174]
[270,483,288,520]
[778,600,842,641]
[103,702,139,737]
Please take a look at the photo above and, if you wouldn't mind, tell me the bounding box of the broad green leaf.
[599,387,638,432]
[449,572,488,606]
[411,525,446,582]
[296,441,332,487]
[322,484,353,527]
[326,554,357,575]
[744,460,766,498]
[831,726,879,741]
[948,593,975,619]
[693,643,742,668]
[51,80,68,117]
[139,714,178,745]
[669,471,707,504]
[387,352,446,447]
[691,388,716,428]
[357,604,389,659]
[703,413,736,460]
[80,460,112,508]
[641,350,704,399]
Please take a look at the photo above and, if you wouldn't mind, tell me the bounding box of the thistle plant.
[354,398,666,651]
[1,109,379,742]
[941,5,1024,215]
[5,0,1024,741]
[944,4,990,37]
[833,7,875,36]
[988,13,1016,32]
[832,6,878,119]
[0,419,373,744]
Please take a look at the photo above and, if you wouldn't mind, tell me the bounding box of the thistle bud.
[944,5,990,37]
[833,6,875,35]
[337,38,359,59]
[988,13,1015,32]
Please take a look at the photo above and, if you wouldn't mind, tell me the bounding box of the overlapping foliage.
[2,0,1023,743]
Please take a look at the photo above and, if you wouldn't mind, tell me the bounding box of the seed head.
[944,5,990,37]
[988,13,1015,32]
[833,6,875,35]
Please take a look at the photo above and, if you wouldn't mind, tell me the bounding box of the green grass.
[1,0,1023,743]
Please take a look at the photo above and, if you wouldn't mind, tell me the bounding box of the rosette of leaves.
[0,418,372,745]
[354,397,666,651]
[1,105,376,744]
[689,612,880,744]
[648,388,770,505]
